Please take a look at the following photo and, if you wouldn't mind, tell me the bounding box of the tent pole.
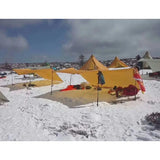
[134,70,137,100]
[51,69,53,95]
[97,71,99,106]
[11,72,13,85]
[97,85,99,107]
[29,74,31,85]
[70,74,72,85]
[142,69,143,75]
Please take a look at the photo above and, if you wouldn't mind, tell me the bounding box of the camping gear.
[109,85,139,97]
[123,85,139,96]
[149,71,160,78]
[86,86,92,89]
[108,88,116,95]
[108,56,128,68]
[0,72,7,76]
[61,85,76,91]
[0,76,6,79]
[60,84,84,92]
[79,55,108,71]
[80,82,90,89]
[115,87,123,97]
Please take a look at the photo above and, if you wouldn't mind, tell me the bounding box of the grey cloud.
[0,31,28,52]
[63,19,160,60]
[0,19,43,54]
[0,19,43,28]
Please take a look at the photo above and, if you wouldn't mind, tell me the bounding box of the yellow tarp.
[13,69,35,75]
[80,68,140,89]
[5,79,61,91]
[57,68,82,74]
[37,88,116,107]
[80,55,108,71]
[108,56,128,68]
[33,68,63,83]
[28,79,61,87]
[14,68,63,84]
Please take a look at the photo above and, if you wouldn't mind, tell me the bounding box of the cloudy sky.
[0,19,160,63]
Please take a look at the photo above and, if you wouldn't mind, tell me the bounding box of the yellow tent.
[13,69,35,75]
[108,56,128,68]
[80,55,108,71]
[80,68,140,89]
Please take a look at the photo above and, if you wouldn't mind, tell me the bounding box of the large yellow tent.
[80,55,108,71]
[108,56,128,68]
[80,68,140,89]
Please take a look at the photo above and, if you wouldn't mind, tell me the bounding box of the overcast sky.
[0,19,160,63]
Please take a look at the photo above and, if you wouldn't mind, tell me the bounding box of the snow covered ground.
[0,72,160,141]
[0,73,44,86]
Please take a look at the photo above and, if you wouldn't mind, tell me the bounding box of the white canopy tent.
[138,59,160,72]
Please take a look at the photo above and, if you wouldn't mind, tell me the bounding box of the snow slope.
[0,73,160,141]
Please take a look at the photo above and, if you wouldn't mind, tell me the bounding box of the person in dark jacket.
[97,71,105,85]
